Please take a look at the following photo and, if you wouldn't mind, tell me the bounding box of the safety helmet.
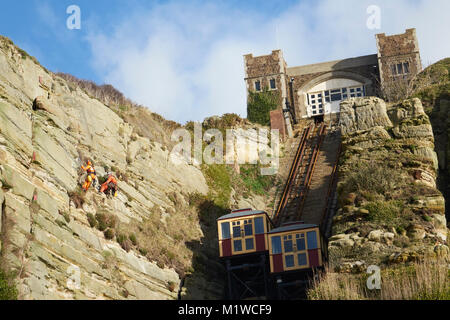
[87,160,92,166]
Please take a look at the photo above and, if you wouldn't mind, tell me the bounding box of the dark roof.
[217,210,268,221]
[268,223,318,234]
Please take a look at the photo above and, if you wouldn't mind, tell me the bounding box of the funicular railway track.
[217,121,341,300]
[273,123,328,227]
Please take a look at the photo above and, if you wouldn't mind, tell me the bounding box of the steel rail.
[296,123,327,220]
[273,124,311,224]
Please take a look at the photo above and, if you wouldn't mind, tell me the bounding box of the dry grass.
[56,72,181,148]
[308,257,450,300]
[112,201,204,277]
[68,187,86,209]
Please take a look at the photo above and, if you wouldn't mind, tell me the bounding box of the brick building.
[244,28,422,136]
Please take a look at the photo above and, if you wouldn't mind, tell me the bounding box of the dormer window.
[255,80,261,92]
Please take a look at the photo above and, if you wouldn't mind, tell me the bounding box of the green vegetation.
[116,233,132,252]
[0,270,18,300]
[138,248,148,256]
[129,233,138,246]
[238,164,276,196]
[104,228,115,240]
[338,161,404,202]
[412,58,450,112]
[247,88,280,126]
[95,212,117,232]
[202,164,232,209]
[87,213,97,228]
[363,200,404,225]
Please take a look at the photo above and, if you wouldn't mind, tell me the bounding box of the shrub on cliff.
[0,270,18,300]
[339,161,404,202]
[363,200,404,225]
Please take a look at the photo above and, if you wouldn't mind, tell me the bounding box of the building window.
[255,80,261,92]
[396,63,403,75]
[269,78,276,90]
[391,61,410,76]
[308,85,365,117]
[403,62,410,74]
[391,64,397,75]
[331,93,342,101]
[325,90,330,102]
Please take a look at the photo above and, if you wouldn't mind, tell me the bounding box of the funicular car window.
[296,233,305,251]
[232,221,241,238]
[271,236,282,254]
[283,235,293,252]
[285,255,294,267]
[244,220,253,236]
[221,222,230,239]
[298,253,307,266]
[245,238,254,250]
[254,217,264,234]
[307,231,318,249]
[234,240,242,252]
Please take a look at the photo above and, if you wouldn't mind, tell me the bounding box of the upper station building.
[243,28,422,136]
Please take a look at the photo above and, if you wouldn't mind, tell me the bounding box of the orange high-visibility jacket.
[81,164,96,175]
[100,175,117,193]
[104,175,117,186]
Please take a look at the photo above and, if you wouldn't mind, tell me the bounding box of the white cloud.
[86,0,450,124]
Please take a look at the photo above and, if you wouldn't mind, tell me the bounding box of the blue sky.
[1,0,449,123]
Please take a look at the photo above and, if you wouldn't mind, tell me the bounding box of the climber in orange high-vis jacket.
[100,173,118,198]
[81,160,97,191]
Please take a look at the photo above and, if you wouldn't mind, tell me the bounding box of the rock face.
[340,97,393,135]
[0,37,216,299]
[330,97,448,270]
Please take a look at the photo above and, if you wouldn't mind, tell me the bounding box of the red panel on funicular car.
[272,254,284,273]
[308,249,320,267]
[221,239,232,257]
[255,234,266,251]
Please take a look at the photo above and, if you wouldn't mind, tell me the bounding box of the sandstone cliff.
[0,35,214,299]
[330,96,448,272]
[0,35,280,300]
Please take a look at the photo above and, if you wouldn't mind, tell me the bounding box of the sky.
[0,0,449,124]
